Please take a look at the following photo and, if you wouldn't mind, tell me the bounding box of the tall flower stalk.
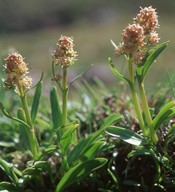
[110,6,162,144]
[3,52,39,159]
[53,35,77,127]
[52,35,77,174]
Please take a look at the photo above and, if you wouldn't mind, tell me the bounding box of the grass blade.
[50,86,62,136]
[106,126,144,146]
[31,81,42,123]
[0,159,19,184]
[55,158,107,192]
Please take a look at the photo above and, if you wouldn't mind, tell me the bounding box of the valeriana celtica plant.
[49,35,122,191]
[0,36,122,192]
[0,52,41,159]
[107,6,174,145]
[51,35,79,174]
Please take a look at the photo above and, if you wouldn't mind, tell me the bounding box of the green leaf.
[17,108,31,151]
[38,145,57,160]
[106,126,144,146]
[68,114,123,164]
[68,64,93,89]
[100,113,123,129]
[0,159,19,184]
[60,122,79,152]
[31,81,42,123]
[0,141,15,147]
[55,158,107,192]
[0,182,21,192]
[136,42,168,81]
[153,101,175,131]
[23,161,51,175]
[80,141,105,161]
[107,168,119,186]
[128,148,152,158]
[61,123,79,140]
[0,103,30,129]
[108,57,132,86]
[50,86,62,134]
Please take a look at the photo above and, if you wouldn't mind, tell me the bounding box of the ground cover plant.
[0,6,175,192]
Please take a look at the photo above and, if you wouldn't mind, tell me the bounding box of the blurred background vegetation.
[0,0,175,91]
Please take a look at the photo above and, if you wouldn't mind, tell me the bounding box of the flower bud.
[122,24,145,54]
[53,35,78,68]
[135,6,159,34]
[148,31,160,44]
[4,52,32,91]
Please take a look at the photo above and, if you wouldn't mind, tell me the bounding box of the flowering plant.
[0,6,174,192]
[107,6,172,145]
[106,6,175,190]
[0,36,123,192]
[1,52,40,159]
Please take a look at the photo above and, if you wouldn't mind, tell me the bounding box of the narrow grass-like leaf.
[61,123,79,140]
[17,108,30,151]
[128,148,152,158]
[143,42,168,78]
[68,114,123,164]
[80,141,105,161]
[106,126,144,146]
[107,168,119,186]
[154,107,175,132]
[68,64,92,89]
[108,57,132,86]
[167,123,175,138]
[136,42,168,81]
[0,103,30,129]
[153,101,175,131]
[38,145,57,160]
[23,161,51,175]
[60,122,79,152]
[50,86,62,133]
[100,113,123,129]
[0,182,21,192]
[0,159,19,184]
[83,79,104,105]
[55,158,107,192]
[31,81,42,123]
[29,72,43,91]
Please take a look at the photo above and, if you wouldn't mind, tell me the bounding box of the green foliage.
[0,6,175,192]
[50,86,62,130]
[153,101,175,131]
[136,42,168,82]
[56,158,107,192]
[106,126,144,146]
[108,57,132,87]
[31,81,42,124]
[0,159,20,184]
[17,108,30,151]
[68,114,123,164]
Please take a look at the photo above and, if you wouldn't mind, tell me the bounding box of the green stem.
[18,84,39,159]
[60,67,69,175]
[139,82,152,126]
[128,57,146,136]
[139,81,158,144]
[130,85,147,135]
[62,67,68,126]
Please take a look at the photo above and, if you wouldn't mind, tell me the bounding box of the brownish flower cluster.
[4,52,32,91]
[134,6,159,34]
[114,6,160,65]
[53,35,77,68]
[122,23,145,54]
